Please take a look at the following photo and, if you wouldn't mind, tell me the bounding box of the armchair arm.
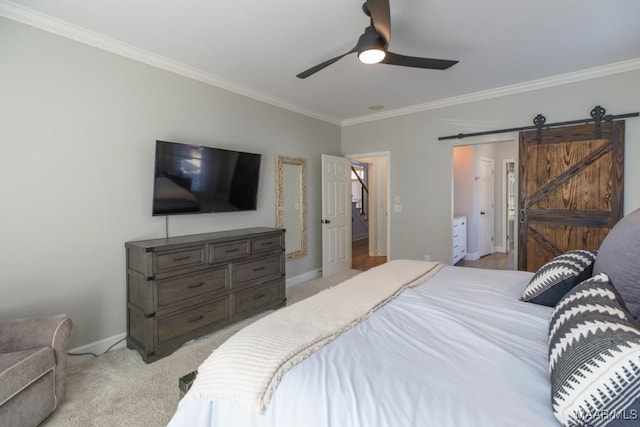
[0,317,72,353]
[0,317,73,404]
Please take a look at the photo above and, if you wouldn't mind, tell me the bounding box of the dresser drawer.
[157,298,228,345]
[156,267,227,308]
[252,234,282,254]
[453,232,465,247]
[210,240,250,263]
[453,245,466,259]
[153,246,206,274]
[232,254,283,287]
[233,280,283,320]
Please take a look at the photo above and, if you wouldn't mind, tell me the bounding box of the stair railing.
[351,165,369,217]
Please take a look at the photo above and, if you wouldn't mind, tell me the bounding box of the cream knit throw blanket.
[186,259,445,411]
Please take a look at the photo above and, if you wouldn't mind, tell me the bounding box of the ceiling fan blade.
[381,52,458,70]
[366,0,391,46]
[296,46,358,79]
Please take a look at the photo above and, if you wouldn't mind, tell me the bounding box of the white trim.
[0,1,341,126]
[493,245,506,253]
[342,58,640,126]
[2,1,639,128]
[67,332,127,366]
[464,251,481,261]
[286,269,322,288]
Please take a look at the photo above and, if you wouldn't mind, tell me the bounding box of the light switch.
[394,196,401,204]
[394,204,402,213]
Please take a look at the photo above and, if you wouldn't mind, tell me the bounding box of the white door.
[321,154,352,277]
[478,158,495,257]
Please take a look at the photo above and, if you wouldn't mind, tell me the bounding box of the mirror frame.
[276,155,307,259]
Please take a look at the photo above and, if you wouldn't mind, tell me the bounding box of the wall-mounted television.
[152,140,261,216]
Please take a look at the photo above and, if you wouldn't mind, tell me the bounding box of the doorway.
[321,152,391,277]
[348,152,390,271]
[452,139,517,270]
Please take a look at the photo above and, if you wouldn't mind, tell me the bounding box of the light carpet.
[44,269,360,427]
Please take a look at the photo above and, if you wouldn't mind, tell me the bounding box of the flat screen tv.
[152,140,261,215]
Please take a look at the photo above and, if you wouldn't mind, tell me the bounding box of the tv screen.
[152,140,261,215]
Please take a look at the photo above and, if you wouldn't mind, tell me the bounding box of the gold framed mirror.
[276,156,307,259]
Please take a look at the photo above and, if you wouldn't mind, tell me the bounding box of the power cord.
[68,337,126,358]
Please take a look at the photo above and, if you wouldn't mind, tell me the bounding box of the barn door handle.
[519,209,526,223]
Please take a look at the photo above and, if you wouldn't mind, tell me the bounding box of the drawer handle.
[187,282,204,289]
[253,293,266,300]
[253,266,266,272]
[261,241,274,246]
[225,248,240,253]
[187,314,204,323]
[173,255,191,262]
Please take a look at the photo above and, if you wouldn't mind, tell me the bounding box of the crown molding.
[342,58,640,126]
[0,1,342,126]
[2,1,638,128]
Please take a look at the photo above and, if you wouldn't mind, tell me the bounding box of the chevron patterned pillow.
[548,273,640,427]
[520,250,598,307]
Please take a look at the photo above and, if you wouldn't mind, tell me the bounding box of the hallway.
[456,251,514,270]
[352,238,386,271]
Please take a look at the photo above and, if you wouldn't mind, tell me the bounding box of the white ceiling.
[3,0,640,124]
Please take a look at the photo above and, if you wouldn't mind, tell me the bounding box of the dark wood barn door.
[518,121,624,272]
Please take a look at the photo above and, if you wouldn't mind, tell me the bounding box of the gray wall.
[2,15,639,351]
[0,17,341,348]
[342,69,640,264]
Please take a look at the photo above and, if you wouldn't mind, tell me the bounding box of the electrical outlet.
[424,255,431,261]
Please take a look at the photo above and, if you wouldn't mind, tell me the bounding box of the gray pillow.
[594,208,640,318]
[520,249,597,307]
[548,273,640,427]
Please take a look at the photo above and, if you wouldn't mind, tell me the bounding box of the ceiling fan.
[296,0,458,79]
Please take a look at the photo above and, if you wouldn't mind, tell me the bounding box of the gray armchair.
[0,316,73,427]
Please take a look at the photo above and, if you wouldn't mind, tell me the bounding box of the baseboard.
[67,332,127,366]
[68,270,322,365]
[493,246,506,253]
[286,269,322,288]
[464,252,481,261]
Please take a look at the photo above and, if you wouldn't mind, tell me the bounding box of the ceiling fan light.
[358,48,386,64]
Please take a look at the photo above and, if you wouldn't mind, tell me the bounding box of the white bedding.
[169,265,561,427]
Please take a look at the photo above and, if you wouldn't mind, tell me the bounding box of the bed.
[168,208,640,427]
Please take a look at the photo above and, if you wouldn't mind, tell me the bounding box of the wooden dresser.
[125,227,285,363]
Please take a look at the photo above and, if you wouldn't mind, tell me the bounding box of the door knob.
[480,211,486,215]
[321,219,331,224]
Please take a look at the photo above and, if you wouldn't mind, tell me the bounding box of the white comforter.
[169,265,560,427]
